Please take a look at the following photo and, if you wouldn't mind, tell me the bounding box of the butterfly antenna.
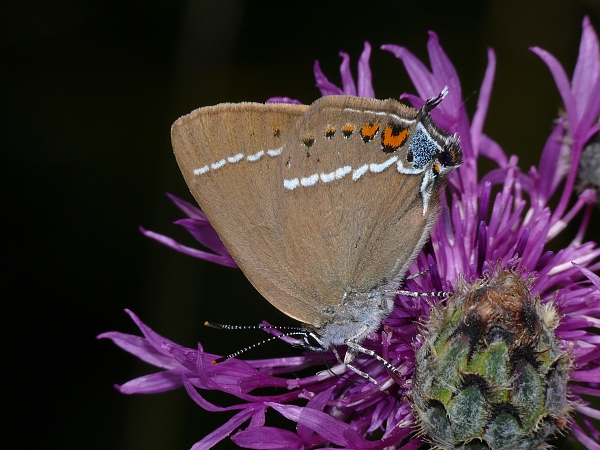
[205,322,308,364]
[205,322,304,331]
[395,289,450,298]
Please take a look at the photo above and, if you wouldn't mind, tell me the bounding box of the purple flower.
[140,192,237,268]
[101,17,600,449]
[313,41,375,98]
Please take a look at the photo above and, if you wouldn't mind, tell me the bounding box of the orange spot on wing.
[359,122,380,142]
[381,124,409,151]
[342,123,356,138]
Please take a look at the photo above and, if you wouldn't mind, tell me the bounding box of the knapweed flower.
[100,18,600,449]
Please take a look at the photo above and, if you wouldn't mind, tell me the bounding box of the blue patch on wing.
[409,126,438,168]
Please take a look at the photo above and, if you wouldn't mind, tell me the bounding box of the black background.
[3,1,600,449]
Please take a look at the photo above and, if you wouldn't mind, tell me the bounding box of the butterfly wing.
[172,102,322,323]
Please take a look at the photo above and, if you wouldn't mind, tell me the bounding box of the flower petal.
[166,192,206,220]
[116,369,185,394]
[140,227,238,267]
[381,44,436,99]
[572,16,600,119]
[267,402,349,446]
[471,48,496,160]
[357,41,375,98]
[190,408,257,450]
[174,218,229,256]
[426,31,462,106]
[97,331,177,369]
[313,60,343,96]
[232,426,303,449]
[338,51,357,95]
[530,46,577,131]
[297,386,335,441]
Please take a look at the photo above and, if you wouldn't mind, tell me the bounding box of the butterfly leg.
[345,357,379,385]
[345,340,401,378]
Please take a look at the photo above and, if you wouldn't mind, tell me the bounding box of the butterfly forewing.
[172,103,322,323]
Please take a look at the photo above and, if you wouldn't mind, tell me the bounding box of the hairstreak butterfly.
[171,89,462,382]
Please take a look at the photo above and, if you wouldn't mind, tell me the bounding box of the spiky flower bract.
[101,18,600,449]
[412,268,573,449]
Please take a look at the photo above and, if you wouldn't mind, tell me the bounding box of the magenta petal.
[297,386,335,441]
[174,218,230,256]
[97,331,177,368]
[426,31,462,103]
[267,402,349,446]
[572,385,600,397]
[397,439,426,450]
[127,309,177,347]
[471,48,496,159]
[190,408,257,450]
[144,193,237,266]
[248,408,266,428]
[381,44,435,99]
[166,192,206,220]
[571,423,600,450]
[338,51,357,96]
[572,16,600,117]
[232,426,303,449]
[368,396,395,433]
[313,43,376,98]
[575,347,600,367]
[190,345,289,393]
[182,374,248,412]
[313,60,343,96]
[479,135,508,168]
[398,92,425,109]
[576,77,600,139]
[574,262,600,290]
[583,121,600,146]
[577,404,600,421]
[536,121,566,199]
[357,41,375,98]
[166,344,204,374]
[117,369,185,394]
[140,227,238,268]
[530,46,577,129]
[570,366,600,383]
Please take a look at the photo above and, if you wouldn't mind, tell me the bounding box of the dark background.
[3,1,600,449]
